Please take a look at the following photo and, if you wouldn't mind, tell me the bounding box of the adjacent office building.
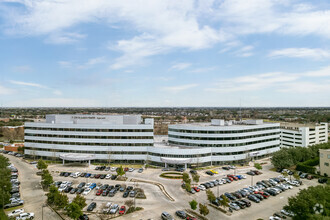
[319,149,330,177]
[280,122,328,148]
[24,115,281,167]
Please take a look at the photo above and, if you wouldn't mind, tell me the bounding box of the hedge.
[296,163,316,174]
[159,172,183,179]
[302,157,319,166]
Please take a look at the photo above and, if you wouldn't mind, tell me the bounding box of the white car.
[58,185,67,192]
[16,212,34,220]
[8,208,24,217]
[82,188,92,195]
[105,174,112,179]
[110,167,117,172]
[241,175,247,179]
[85,183,92,188]
[269,216,281,220]
[281,209,294,217]
[128,168,134,172]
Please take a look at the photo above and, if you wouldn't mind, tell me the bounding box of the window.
[320,153,323,158]
[328,154,330,159]
[325,162,329,167]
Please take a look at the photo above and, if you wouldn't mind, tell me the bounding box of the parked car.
[138,168,144,173]
[79,214,89,220]
[190,170,197,174]
[15,212,34,220]
[206,171,214,176]
[119,206,126,214]
[105,174,112,179]
[110,204,119,214]
[161,212,174,220]
[248,194,260,203]
[77,188,85,194]
[229,202,240,211]
[87,202,96,211]
[222,166,230,170]
[82,188,91,195]
[96,189,103,196]
[7,208,24,217]
[175,210,187,219]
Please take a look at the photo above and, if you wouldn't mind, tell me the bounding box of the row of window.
[25,127,153,132]
[25,147,148,154]
[168,138,279,147]
[168,126,279,134]
[25,140,153,146]
[148,152,212,158]
[25,133,153,139]
[212,145,279,156]
[282,132,302,136]
[169,132,279,141]
[282,136,302,140]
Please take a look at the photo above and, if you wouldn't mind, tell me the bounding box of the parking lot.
[2,153,322,220]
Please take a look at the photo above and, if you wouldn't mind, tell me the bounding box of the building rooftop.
[280,122,327,129]
[169,119,279,128]
[45,114,146,125]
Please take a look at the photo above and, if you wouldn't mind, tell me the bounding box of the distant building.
[320,149,330,177]
[280,122,328,148]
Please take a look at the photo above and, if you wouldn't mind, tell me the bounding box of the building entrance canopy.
[160,157,192,164]
[59,153,95,161]
[60,153,95,166]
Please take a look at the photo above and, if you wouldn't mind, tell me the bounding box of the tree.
[17,146,24,153]
[41,170,53,188]
[284,185,330,220]
[0,155,11,208]
[219,194,230,210]
[37,159,48,170]
[271,149,294,169]
[192,174,200,184]
[46,185,59,205]
[54,193,69,209]
[66,202,83,220]
[254,163,262,170]
[116,166,125,176]
[293,172,300,181]
[206,189,216,203]
[182,172,191,184]
[189,200,198,210]
[72,194,86,209]
[199,203,209,216]
[185,183,191,192]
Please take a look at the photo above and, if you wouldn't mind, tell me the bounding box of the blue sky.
[1,0,330,107]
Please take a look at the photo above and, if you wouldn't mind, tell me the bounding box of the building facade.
[24,115,154,164]
[280,122,328,148]
[320,149,330,177]
[24,115,281,167]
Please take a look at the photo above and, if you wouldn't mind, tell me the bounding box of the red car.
[119,206,126,214]
[96,189,103,196]
[186,217,197,220]
[95,174,101,179]
[124,167,129,172]
[227,175,239,181]
[193,187,200,192]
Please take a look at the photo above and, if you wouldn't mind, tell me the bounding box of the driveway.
[4,154,62,220]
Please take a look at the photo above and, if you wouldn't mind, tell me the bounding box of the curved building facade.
[24,115,280,167]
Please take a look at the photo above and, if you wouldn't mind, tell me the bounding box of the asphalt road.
[4,154,62,220]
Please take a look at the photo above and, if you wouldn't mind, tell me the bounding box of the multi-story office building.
[320,149,330,177]
[24,115,281,167]
[24,114,154,164]
[280,122,328,148]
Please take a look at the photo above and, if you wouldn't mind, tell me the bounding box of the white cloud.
[78,57,107,69]
[269,48,330,60]
[190,66,216,73]
[58,61,72,68]
[207,66,330,93]
[161,84,198,93]
[9,80,47,89]
[45,32,86,44]
[170,62,192,70]
[234,45,254,57]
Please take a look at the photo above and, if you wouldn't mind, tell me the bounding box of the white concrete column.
[62,159,64,165]
[88,160,91,166]
[165,163,167,168]
[185,163,187,169]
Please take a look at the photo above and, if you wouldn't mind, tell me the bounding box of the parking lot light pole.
[251,175,254,186]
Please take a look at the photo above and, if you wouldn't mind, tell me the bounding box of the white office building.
[24,114,154,164]
[24,115,281,167]
[280,122,328,148]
